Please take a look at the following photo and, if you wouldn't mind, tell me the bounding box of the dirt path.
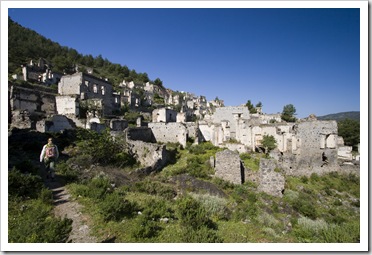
[45,177,98,243]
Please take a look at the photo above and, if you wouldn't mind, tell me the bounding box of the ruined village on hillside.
[9,58,360,197]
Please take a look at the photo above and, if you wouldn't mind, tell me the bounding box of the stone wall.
[127,140,168,171]
[280,120,339,176]
[56,95,79,116]
[58,72,115,116]
[258,159,285,197]
[198,122,215,143]
[9,83,57,116]
[338,146,353,161]
[212,107,250,136]
[224,143,249,154]
[126,127,156,143]
[214,149,243,184]
[110,119,128,131]
[58,73,82,95]
[184,122,198,142]
[11,110,32,129]
[152,108,177,123]
[36,115,75,133]
[148,122,187,147]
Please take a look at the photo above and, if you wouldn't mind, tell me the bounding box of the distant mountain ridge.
[317,111,360,121]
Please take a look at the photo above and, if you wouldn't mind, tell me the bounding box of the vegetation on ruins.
[281,104,297,122]
[8,130,360,243]
[245,100,257,114]
[261,135,277,154]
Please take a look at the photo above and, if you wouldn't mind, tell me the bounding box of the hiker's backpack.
[45,145,56,158]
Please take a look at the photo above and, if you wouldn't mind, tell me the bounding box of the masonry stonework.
[127,140,168,171]
[36,115,75,133]
[214,149,243,184]
[148,122,187,147]
[258,159,285,197]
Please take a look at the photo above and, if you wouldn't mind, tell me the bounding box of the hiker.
[40,137,59,180]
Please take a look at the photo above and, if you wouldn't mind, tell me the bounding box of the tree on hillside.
[255,101,263,108]
[338,118,360,151]
[281,104,297,122]
[154,78,163,87]
[261,135,277,154]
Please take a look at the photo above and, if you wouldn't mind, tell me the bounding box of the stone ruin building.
[13,58,63,85]
[9,67,360,197]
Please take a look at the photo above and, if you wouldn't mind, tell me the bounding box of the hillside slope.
[317,111,360,122]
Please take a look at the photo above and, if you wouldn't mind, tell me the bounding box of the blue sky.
[8,7,360,118]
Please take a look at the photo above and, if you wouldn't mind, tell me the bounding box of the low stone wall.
[258,159,285,197]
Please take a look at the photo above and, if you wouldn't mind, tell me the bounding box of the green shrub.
[8,199,72,243]
[75,128,135,167]
[231,185,251,203]
[98,192,136,222]
[257,211,280,228]
[87,176,113,199]
[310,173,320,182]
[232,200,258,221]
[320,221,360,243]
[293,216,329,242]
[180,225,222,243]
[186,156,213,179]
[240,153,260,171]
[66,154,94,170]
[39,188,53,205]
[69,176,112,200]
[293,217,360,243]
[291,193,318,219]
[130,215,162,240]
[141,198,174,220]
[8,168,43,198]
[191,193,231,221]
[176,195,216,230]
[132,180,176,200]
[211,177,235,191]
[300,176,309,184]
[57,161,79,182]
[333,199,343,206]
[188,142,218,155]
